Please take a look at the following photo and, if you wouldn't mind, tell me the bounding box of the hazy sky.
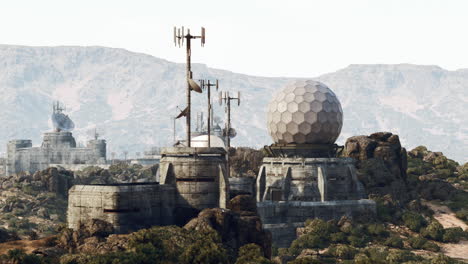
[1,0,467,77]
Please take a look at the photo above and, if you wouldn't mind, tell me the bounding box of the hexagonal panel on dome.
[298,101,311,113]
[277,101,287,112]
[286,122,299,134]
[292,112,305,123]
[303,93,314,103]
[313,91,327,102]
[294,95,305,103]
[287,102,299,112]
[293,87,306,95]
[298,122,311,134]
[267,80,343,145]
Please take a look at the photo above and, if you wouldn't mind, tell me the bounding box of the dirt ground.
[424,202,468,230]
[0,237,53,255]
[423,201,468,261]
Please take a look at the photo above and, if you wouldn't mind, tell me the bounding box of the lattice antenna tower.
[199,79,219,147]
[173,26,206,147]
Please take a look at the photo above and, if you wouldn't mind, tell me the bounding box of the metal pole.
[186,34,191,147]
[227,92,231,149]
[207,80,211,147]
[173,117,176,144]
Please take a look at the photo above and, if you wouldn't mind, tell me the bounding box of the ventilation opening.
[271,189,282,201]
[103,208,140,213]
[176,177,215,182]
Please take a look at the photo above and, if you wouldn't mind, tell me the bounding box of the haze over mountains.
[0,45,466,162]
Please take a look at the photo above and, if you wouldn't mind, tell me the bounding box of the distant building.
[6,102,107,176]
[0,157,6,176]
[6,131,106,176]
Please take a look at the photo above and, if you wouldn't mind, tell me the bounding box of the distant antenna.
[94,128,99,140]
[220,91,241,148]
[173,26,206,147]
[51,101,74,132]
[200,79,220,147]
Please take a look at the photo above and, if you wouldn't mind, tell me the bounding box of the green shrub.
[430,253,458,264]
[407,235,428,249]
[347,235,367,247]
[402,211,427,232]
[421,221,444,241]
[289,219,334,256]
[235,244,272,264]
[422,241,440,252]
[367,224,389,237]
[385,249,419,264]
[353,253,371,264]
[179,235,228,264]
[363,246,390,264]
[326,244,357,260]
[455,209,468,221]
[442,227,464,243]
[433,169,452,179]
[1,249,47,264]
[330,232,347,243]
[289,234,327,256]
[383,236,404,249]
[287,257,321,264]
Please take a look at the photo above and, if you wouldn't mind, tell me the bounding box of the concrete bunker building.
[67,147,229,230]
[6,104,107,176]
[256,80,376,247]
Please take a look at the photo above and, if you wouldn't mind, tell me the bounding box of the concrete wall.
[67,183,176,233]
[256,157,366,202]
[258,200,376,247]
[255,156,374,247]
[50,164,111,171]
[229,177,255,199]
[159,147,229,225]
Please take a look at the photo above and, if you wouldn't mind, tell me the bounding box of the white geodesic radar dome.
[267,80,343,144]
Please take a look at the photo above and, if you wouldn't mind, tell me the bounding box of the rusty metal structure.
[174,26,205,147]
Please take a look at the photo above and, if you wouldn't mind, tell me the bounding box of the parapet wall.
[258,199,376,247]
[257,157,366,202]
[159,147,229,225]
[67,183,176,233]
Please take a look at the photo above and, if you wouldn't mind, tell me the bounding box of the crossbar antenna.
[199,79,219,147]
[173,26,206,147]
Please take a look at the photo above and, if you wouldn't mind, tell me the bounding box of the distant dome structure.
[267,80,343,144]
[191,135,226,148]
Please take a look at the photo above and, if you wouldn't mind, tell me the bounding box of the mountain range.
[0,45,466,162]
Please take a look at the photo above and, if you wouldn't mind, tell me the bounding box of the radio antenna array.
[173,26,206,147]
[199,79,219,147]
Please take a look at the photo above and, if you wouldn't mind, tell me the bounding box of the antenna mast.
[220,91,241,148]
[174,26,206,147]
[200,79,219,147]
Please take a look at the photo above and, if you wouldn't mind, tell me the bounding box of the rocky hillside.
[0,45,466,162]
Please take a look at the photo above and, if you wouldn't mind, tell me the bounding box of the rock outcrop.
[58,219,125,253]
[184,195,272,258]
[344,132,410,204]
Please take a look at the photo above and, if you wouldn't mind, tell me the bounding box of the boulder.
[185,195,272,259]
[58,219,115,251]
[344,132,409,203]
[227,194,257,214]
